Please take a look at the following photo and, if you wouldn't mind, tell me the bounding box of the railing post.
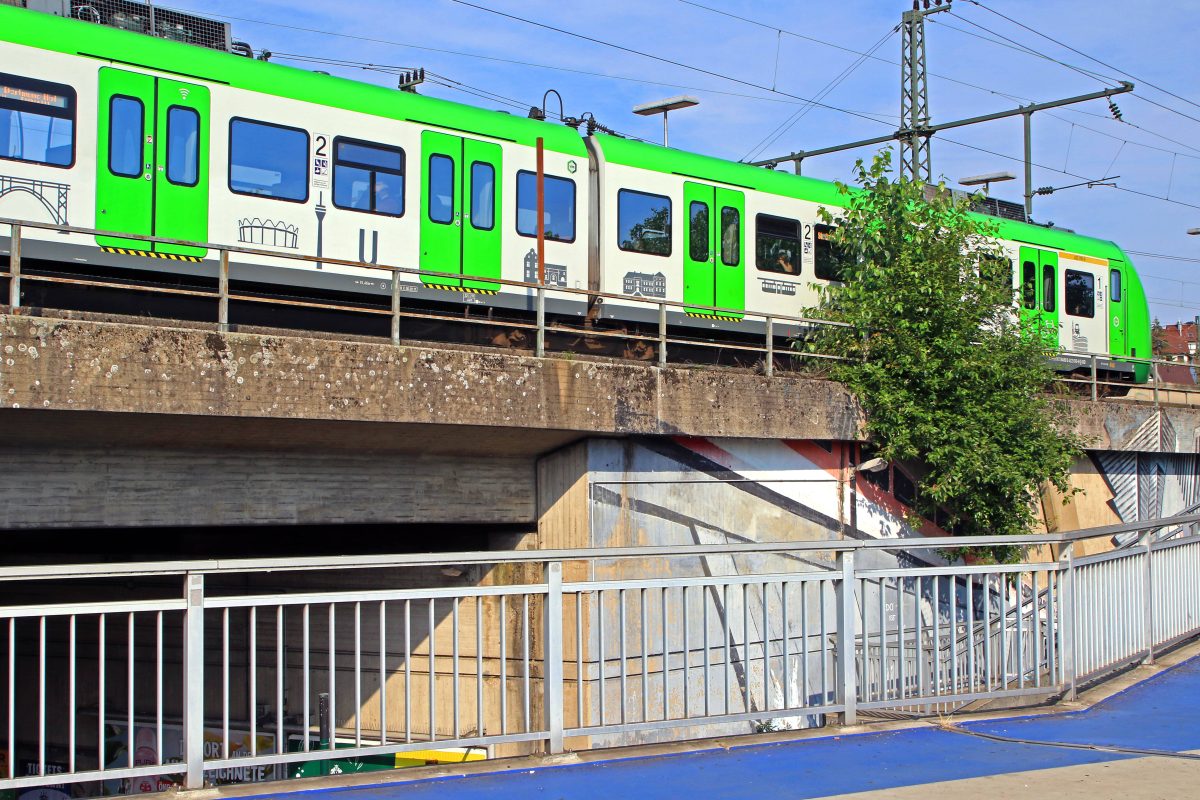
[8,222,20,309]
[1058,543,1077,700]
[1152,363,1160,410]
[543,561,564,753]
[657,302,667,368]
[1090,355,1098,402]
[391,274,401,345]
[535,286,546,358]
[183,573,206,789]
[217,249,229,334]
[764,316,774,378]
[835,549,858,725]
[1141,530,1156,664]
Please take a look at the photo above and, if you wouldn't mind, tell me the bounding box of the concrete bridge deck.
[214,645,1200,800]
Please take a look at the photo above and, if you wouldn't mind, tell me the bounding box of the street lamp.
[959,171,1016,196]
[1187,228,1200,236]
[633,95,699,147]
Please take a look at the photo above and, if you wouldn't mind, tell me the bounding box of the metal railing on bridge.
[0,514,1197,794]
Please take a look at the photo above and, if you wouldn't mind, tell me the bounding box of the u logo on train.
[0,4,1151,382]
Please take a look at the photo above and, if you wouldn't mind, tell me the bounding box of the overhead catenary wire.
[942,8,1200,127]
[964,0,1200,115]
[675,0,1200,163]
[741,25,898,163]
[445,0,899,131]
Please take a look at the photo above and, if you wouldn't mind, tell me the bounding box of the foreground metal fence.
[1,514,1199,794]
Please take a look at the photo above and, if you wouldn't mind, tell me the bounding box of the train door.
[419,130,501,291]
[95,67,209,258]
[1108,259,1127,356]
[682,181,744,317]
[1018,246,1059,344]
[1062,260,1106,354]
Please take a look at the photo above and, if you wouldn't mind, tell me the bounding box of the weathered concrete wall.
[0,311,861,442]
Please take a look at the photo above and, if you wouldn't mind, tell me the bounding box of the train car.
[0,5,1152,380]
[586,134,1152,380]
[0,5,590,320]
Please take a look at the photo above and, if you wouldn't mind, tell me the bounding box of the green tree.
[806,151,1083,557]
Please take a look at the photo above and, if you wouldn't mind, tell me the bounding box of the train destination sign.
[0,82,70,109]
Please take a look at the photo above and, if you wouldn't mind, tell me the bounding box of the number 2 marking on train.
[315,135,328,157]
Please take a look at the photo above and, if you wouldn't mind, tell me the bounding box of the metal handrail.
[1,512,1197,582]
[7,215,1200,394]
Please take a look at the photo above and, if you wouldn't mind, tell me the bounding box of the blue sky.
[170,0,1200,323]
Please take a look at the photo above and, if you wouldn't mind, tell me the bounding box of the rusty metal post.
[391,274,401,345]
[765,316,774,378]
[658,302,667,368]
[217,249,229,333]
[536,138,546,287]
[8,222,20,309]
[536,286,545,358]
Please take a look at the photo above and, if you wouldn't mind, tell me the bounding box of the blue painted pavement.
[252,657,1200,799]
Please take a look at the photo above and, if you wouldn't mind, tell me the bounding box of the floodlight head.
[1188,228,1200,236]
[959,171,1016,187]
[855,457,889,474]
[632,95,700,116]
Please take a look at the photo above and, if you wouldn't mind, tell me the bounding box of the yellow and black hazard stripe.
[685,311,743,321]
[427,283,499,296]
[101,247,204,263]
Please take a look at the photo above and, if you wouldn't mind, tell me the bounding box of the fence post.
[764,316,774,378]
[1058,543,1077,700]
[217,250,229,333]
[183,573,206,788]
[8,222,20,309]
[835,550,858,725]
[391,275,401,345]
[536,286,546,358]
[1090,355,1098,402]
[543,561,564,753]
[657,302,667,368]
[1141,530,1156,664]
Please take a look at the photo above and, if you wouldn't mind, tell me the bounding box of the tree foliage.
[806,151,1084,553]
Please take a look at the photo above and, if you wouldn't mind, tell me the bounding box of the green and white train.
[0,5,1152,379]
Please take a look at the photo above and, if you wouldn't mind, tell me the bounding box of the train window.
[814,223,849,281]
[333,138,405,217]
[470,162,495,230]
[756,214,800,275]
[1022,261,1036,309]
[108,96,143,178]
[1042,264,1056,313]
[689,201,709,262]
[1066,269,1095,318]
[229,118,308,202]
[1110,268,1122,303]
[0,72,75,168]
[428,155,454,224]
[516,170,576,242]
[720,207,739,266]
[166,106,199,186]
[618,189,671,256]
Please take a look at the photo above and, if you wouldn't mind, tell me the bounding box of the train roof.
[592,133,1130,264]
[0,6,587,157]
